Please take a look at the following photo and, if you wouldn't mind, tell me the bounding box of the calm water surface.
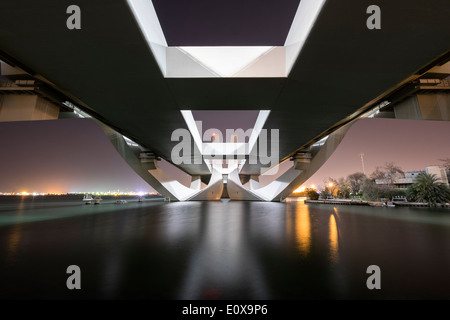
[0,196,449,299]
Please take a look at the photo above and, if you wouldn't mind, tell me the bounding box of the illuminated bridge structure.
[0,0,449,201]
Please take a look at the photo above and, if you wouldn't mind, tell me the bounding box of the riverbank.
[305,199,369,206]
[304,199,450,208]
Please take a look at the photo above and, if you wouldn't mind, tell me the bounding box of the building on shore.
[425,166,449,186]
[375,166,449,189]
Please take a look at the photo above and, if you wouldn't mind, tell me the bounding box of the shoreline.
[304,199,450,208]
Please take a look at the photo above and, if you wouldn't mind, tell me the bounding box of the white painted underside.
[126,0,327,78]
[149,167,223,201]
[180,110,271,174]
[227,163,302,201]
[178,46,274,77]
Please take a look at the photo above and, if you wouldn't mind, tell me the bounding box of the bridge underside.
[99,85,449,201]
[0,1,449,200]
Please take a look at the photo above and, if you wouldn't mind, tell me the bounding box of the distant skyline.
[0,118,449,194]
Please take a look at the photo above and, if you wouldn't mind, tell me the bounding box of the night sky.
[152,0,300,46]
[0,119,152,194]
[304,118,450,187]
[0,117,449,193]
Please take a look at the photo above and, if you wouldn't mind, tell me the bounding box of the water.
[0,196,449,299]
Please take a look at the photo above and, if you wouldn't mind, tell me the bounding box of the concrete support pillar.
[99,122,223,201]
[293,152,312,170]
[394,93,450,121]
[249,175,259,189]
[138,151,158,169]
[190,175,202,190]
[0,95,59,122]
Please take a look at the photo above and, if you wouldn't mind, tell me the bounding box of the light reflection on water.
[5,197,25,266]
[286,203,311,257]
[0,197,449,299]
[329,209,339,263]
[177,202,270,299]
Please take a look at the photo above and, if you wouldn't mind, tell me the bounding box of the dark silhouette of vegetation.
[347,172,366,194]
[315,162,450,207]
[319,188,332,199]
[320,163,407,201]
[336,177,351,199]
[307,189,319,200]
[407,173,450,207]
[360,179,406,201]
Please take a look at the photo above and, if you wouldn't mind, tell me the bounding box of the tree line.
[305,159,450,207]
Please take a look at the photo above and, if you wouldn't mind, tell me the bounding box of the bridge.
[0,0,449,201]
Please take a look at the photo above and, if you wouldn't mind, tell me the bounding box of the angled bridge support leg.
[227,123,354,201]
[99,123,223,201]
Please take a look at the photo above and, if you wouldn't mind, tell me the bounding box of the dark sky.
[0,118,449,193]
[152,0,300,46]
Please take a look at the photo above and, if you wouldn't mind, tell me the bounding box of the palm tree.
[407,173,450,207]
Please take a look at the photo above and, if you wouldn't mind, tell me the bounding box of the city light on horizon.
[293,186,306,193]
[0,190,159,196]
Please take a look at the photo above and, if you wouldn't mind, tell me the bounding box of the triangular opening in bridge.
[127,0,326,78]
[178,47,274,77]
[180,110,271,174]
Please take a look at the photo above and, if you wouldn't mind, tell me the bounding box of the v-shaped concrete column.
[227,123,354,201]
[100,123,223,201]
